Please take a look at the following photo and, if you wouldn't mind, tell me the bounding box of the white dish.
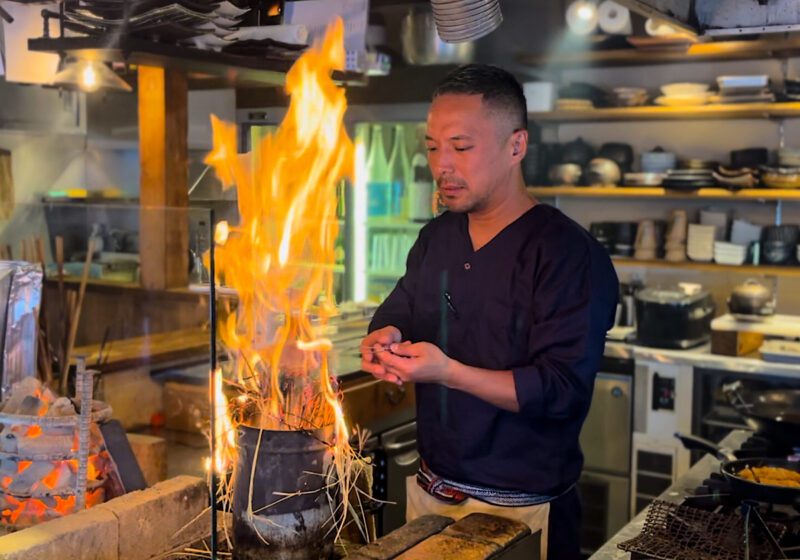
[654,94,710,107]
[661,82,709,97]
[714,254,746,265]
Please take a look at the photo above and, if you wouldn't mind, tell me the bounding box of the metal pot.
[727,279,775,317]
[401,7,475,66]
[561,137,595,167]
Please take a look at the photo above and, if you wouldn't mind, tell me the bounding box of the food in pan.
[737,466,800,487]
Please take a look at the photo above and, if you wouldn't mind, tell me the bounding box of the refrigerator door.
[580,372,632,475]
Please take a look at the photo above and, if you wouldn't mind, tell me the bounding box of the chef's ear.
[511,128,528,161]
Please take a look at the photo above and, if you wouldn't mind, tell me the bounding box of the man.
[359,64,618,560]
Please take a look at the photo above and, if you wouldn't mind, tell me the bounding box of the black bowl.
[599,143,634,173]
[731,148,768,169]
[615,222,638,245]
[590,222,617,242]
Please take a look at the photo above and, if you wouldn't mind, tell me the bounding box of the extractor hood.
[613,0,800,36]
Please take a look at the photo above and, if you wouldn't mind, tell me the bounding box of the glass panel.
[351,120,433,301]
[0,202,214,494]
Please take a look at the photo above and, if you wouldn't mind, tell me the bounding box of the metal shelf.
[517,38,800,68]
[612,257,800,278]
[27,35,364,89]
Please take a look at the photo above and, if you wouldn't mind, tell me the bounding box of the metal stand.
[75,356,94,512]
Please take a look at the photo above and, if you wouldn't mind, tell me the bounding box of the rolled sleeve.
[512,236,617,420]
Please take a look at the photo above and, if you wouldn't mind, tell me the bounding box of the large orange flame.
[204,18,354,474]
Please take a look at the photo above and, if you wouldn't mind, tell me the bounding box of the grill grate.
[618,500,786,560]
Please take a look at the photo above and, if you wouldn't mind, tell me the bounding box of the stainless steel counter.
[588,430,751,560]
[604,341,800,379]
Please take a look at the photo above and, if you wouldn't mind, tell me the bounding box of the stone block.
[396,533,499,560]
[0,506,119,560]
[349,514,453,560]
[97,475,207,560]
[127,433,167,486]
[443,512,530,549]
[163,381,207,434]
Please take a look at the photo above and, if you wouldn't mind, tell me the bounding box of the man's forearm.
[443,359,520,412]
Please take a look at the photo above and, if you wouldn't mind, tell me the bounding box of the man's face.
[425,93,521,214]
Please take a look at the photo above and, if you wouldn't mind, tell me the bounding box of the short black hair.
[433,64,527,131]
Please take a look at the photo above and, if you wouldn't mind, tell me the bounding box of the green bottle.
[366,124,391,217]
[387,124,411,218]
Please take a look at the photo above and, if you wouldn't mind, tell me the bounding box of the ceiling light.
[53,59,133,93]
[566,0,599,35]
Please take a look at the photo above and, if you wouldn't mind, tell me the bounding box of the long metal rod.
[208,210,218,560]
[75,356,93,511]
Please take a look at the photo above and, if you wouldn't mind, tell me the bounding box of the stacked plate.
[612,87,648,107]
[431,0,503,43]
[662,168,716,189]
[66,0,253,45]
[623,172,664,186]
[714,241,747,266]
[654,82,711,107]
[714,75,773,104]
[761,166,800,189]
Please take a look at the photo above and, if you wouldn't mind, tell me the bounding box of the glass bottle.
[387,124,411,218]
[195,221,209,283]
[366,124,391,218]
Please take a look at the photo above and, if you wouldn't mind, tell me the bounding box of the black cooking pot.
[727,279,775,316]
[599,142,634,173]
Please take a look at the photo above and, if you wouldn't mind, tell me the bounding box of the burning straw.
[201,17,373,552]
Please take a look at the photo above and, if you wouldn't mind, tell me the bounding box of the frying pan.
[724,381,800,447]
[675,432,800,507]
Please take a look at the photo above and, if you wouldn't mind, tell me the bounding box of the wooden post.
[138,65,189,290]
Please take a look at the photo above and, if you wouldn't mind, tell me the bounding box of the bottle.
[407,153,434,222]
[366,124,391,218]
[387,124,411,218]
[195,221,210,283]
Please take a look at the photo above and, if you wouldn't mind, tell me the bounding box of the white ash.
[47,398,76,417]
[8,462,53,494]
[17,434,75,458]
[1,378,58,415]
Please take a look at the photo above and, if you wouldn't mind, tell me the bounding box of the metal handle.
[674,432,737,462]
[611,386,623,398]
[384,438,417,454]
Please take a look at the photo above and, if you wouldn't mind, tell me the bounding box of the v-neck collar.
[459,203,546,255]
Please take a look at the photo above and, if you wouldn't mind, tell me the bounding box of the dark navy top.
[368,204,619,496]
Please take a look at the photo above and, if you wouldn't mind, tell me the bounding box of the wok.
[724,381,800,447]
[675,432,800,507]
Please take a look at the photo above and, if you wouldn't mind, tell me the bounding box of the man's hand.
[376,342,453,385]
[359,326,403,385]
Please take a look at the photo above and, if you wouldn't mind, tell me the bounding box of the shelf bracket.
[775,199,783,226]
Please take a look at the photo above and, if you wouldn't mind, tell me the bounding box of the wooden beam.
[138,65,189,290]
